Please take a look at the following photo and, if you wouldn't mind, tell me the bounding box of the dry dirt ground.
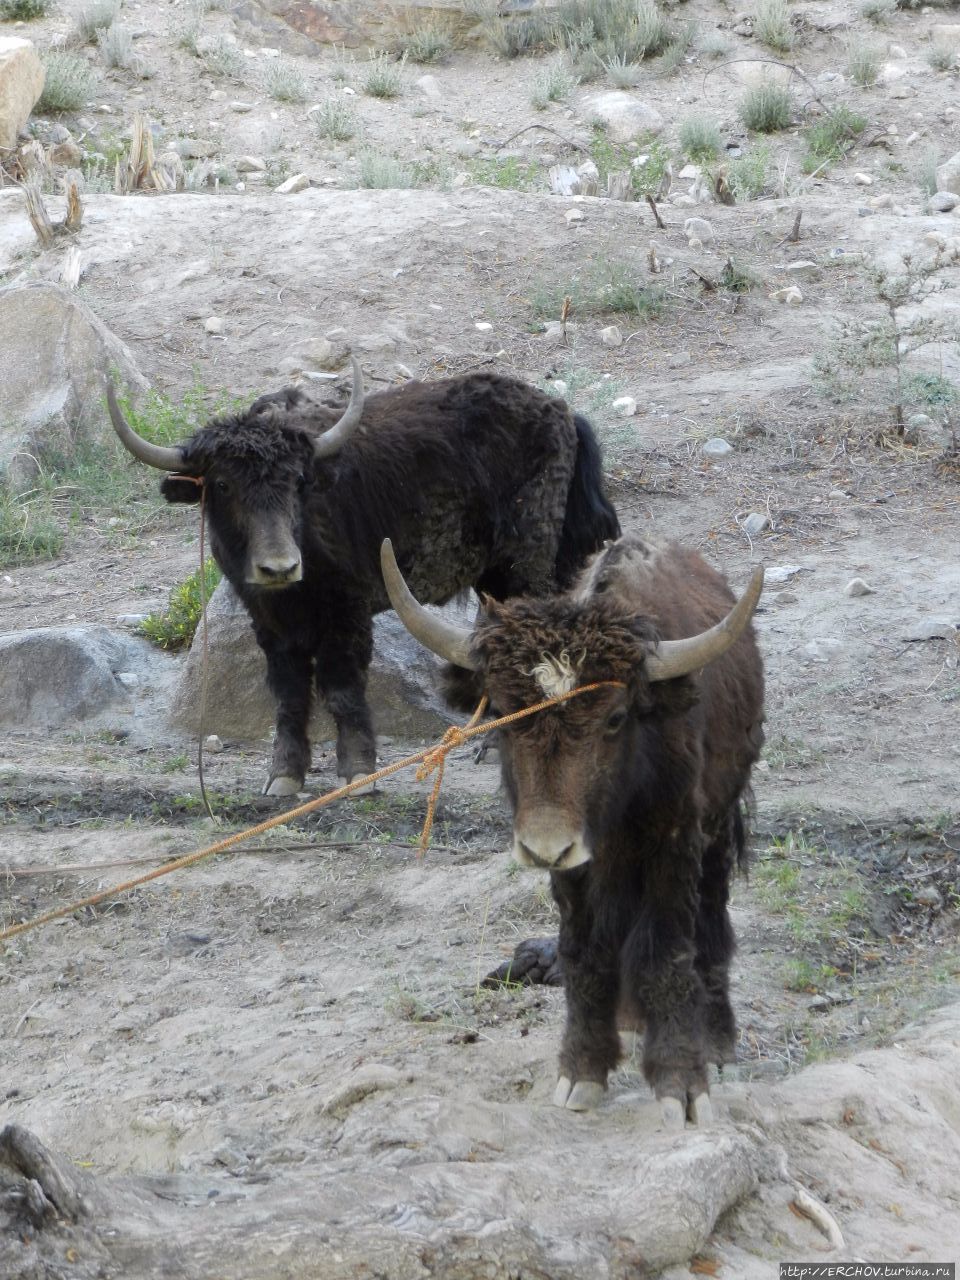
[2,1,960,1276]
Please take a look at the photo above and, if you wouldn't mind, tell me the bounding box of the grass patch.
[467,154,543,191]
[98,24,148,75]
[725,142,773,199]
[753,0,794,53]
[678,114,722,162]
[0,0,50,16]
[860,0,896,20]
[531,62,577,109]
[201,35,247,81]
[356,148,418,189]
[530,255,666,322]
[801,104,866,173]
[846,39,883,87]
[312,96,360,141]
[0,487,63,569]
[738,82,794,133]
[589,129,671,198]
[362,50,406,99]
[393,21,453,65]
[138,559,222,651]
[926,40,958,72]
[903,372,959,410]
[74,0,120,42]
[262,57,309,103]
[36,52,95,112]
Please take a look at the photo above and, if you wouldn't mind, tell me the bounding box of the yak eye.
[604,708,628,736]
[214,478,229,495]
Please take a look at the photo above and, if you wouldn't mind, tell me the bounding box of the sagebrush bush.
[679,114,723,162]
[36,52,94,111]
[362,50,406,98]
[846,39,883,86]
[0,0,51,17]
[531,62,576,109]
[262,57,309,103]
[75,0,120,43]
[738,83,794,133]
[753,0,794,52]
[312,96,359,141]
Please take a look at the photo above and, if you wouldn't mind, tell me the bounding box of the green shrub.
[678,114,723,162]
[0,488,62,569]
[312,96,360,141]
[753,0,794,53]
[75,0,120,42]
[467,155,543,191]
[860,0,896,21]
[36,52,94,111]
[530,255,666,321]
[725,143,772,200]
[357,148,418,189]
[589,129,670,198]
[262,57,309,103]
[531,62,577,109]
[0,0,51,17]
[394,22,452,64]
[926,40,957,72]
[139,559,222,651]
[846,40,883,86]
[362,50,406,98]
[801,104,866,173]
[738,82,794,133]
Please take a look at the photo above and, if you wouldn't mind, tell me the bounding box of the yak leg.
[626,842,711,1128]
[262,643,314,797]
[695,817,740,1067]
[549,868,620,1112]
[315,616,376,785]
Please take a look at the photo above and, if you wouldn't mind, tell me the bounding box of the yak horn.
[313,355,366,460]
[107,383,184,472]
[646,565,764,682]
[380,538,478,671]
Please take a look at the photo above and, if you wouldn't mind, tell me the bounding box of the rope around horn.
[0,680,624,944]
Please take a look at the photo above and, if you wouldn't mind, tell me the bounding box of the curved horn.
[380,538,478,671]
[313,355,366,460]
[646,565,764,682]
[106,383,184,472]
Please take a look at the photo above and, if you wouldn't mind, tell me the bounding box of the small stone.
[116,672,139,687]
[204,734,224,753]
[769,286,803,304]
[668,352,692,369]
[742,513,770,537]
[565,207,586,225]
[683,216,715,245]
[230,101,255,113]
[548,379,568,396]
[904,619,958,641]
[702,438,733,459]
[612,396,637,416]
[774,590,798,604]
[766,565,803,583]
[175,138,220,159]
[853,172,873,186]
[209,89,227,101]
[236,155,267,173]
[868,193,895,209]
[845,577,874,597]
[474,321,493,332]
[275,173,309,194]
[117,613,149,627]
[204,316,225,335]
[415,74,441,101]
[600,325,623,347]
[929,191,959,212]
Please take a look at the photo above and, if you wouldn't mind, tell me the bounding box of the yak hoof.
[660,1096,685,1131]
[687,1092,713,1128]
[264,775,302,797]
[553,1077,603,1111]
[346,773,376,796]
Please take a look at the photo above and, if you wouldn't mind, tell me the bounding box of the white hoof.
[566,1081,604,1111]
[264,775,301,797]
[553,1076,573,1108]
[687,1092,713,1128]
[346,774,376,796]
[660,1096,685,1131]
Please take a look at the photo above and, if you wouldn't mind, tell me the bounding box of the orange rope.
[0,680,623,944]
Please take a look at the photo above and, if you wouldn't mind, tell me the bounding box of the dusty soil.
[2,1,960,1275]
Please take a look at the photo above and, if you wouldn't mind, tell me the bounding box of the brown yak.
[381,533,764,1127]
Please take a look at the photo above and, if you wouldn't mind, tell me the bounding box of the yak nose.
[514,813,591,871]
[251,555,302,586]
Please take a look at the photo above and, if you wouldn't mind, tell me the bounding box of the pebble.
[742,513,770,537]
[769,286,803,304]
[702,437,733,459]
[766,565,803,583]
[229,101,255,113]
[474,321,493,331]
[612,396,637,416]
[236,156,267,172]
[547,379,568,396]
[683,216,715,245]
[204,316,225,334]
[853,172,873,186]
[774,590,798,604]
[204,735,225,753]
[600,325,623,347]
[845,577,875,597]
[117,614,149,626]
[930,191,959,212]
[565,207,586,225]
[116,672,139,688]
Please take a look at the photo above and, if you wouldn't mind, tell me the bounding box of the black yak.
[381,533,764,1127]
[107,359,619,795]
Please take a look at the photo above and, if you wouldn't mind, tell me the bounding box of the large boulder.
[0,626,174,729]
[0,37,44,153]
[936,149,960,196]
[582,91,664,144]
[168,578,473,743]
[0,283,147,491]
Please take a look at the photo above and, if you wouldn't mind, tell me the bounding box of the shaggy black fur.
[158,371,619,790]
[474,536,765,1111]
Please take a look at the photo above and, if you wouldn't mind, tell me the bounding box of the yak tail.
[554,413,621,589]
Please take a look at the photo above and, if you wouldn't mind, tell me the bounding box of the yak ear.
[647,673,700,718]
[161,475,204,505]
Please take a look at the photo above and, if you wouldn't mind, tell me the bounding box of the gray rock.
[168,578,473,743]
[0,283,147,491]
[845,578,875,597]
[742,513,770,537]
[174,138,220,159]
[0,37,45,153]
[584,91,664,143]
[683,216,714,246]
[903,618,958,641]
[0,626,167,728]
[929,191,959,212]
[935,149,960,195]
[600,325,623,347]
[702,438,733,459]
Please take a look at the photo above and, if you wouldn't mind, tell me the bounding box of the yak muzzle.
[513,811,592,872]
[248,554,303,588]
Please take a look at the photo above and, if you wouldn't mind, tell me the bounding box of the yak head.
[106,359,365,590]
[381,535,763,873]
